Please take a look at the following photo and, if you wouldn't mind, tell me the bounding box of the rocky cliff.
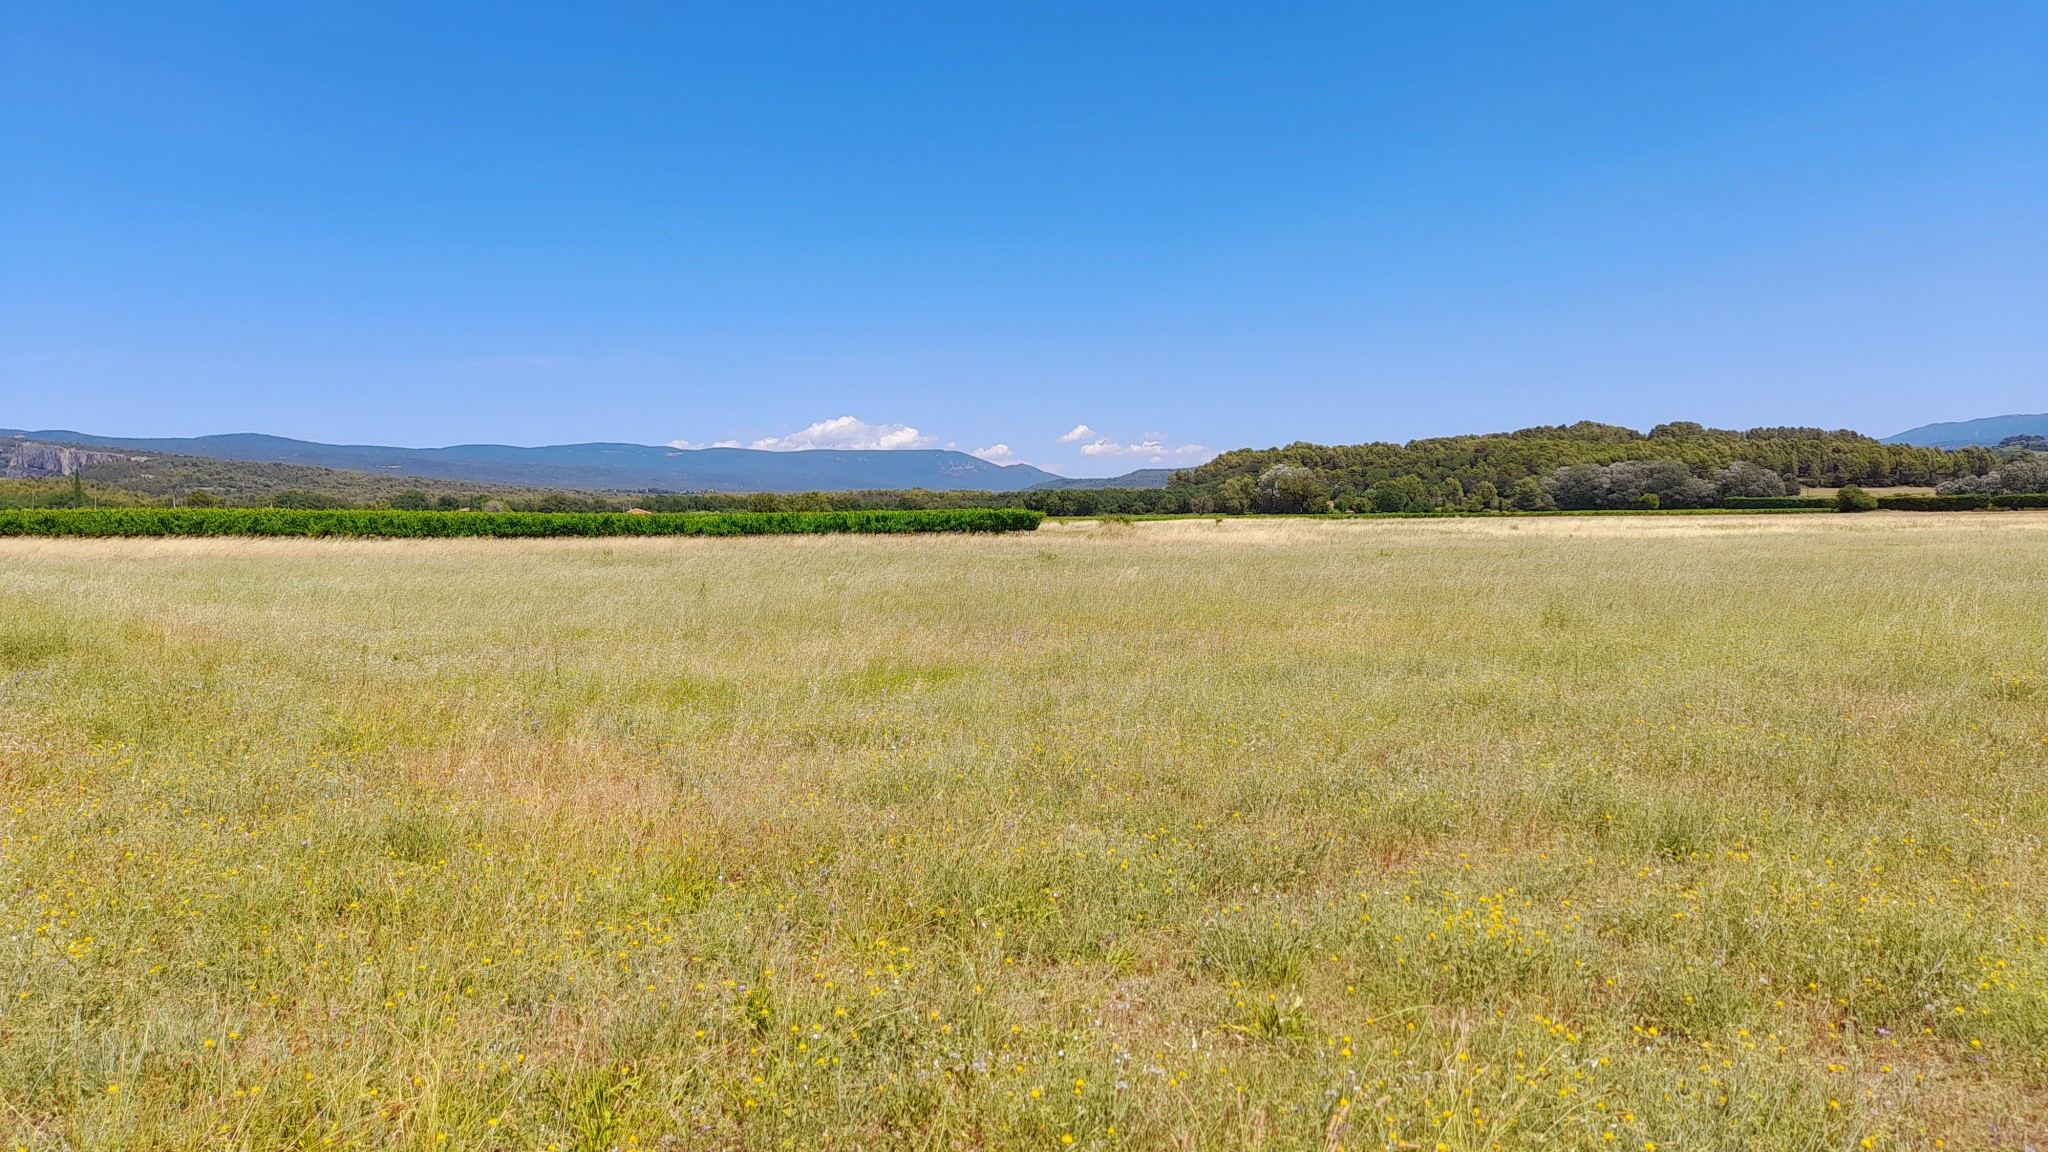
[1,439,134,478]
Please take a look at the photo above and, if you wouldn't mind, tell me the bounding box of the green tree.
[391,489,431,511]
[1366,475,1432,513]
[1835,484,1878,512]
[1255,466,1330,513]
[1217,475,1257,514]
[1505,477,1549,511]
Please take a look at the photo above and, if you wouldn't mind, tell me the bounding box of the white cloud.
[1057,424,1096,444]
[971,443,1016,462]
[666,438,741,450]
[749,416,937,451]
[1076,437,1213,465]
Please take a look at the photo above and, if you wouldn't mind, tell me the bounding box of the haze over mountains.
[0,429,1176,493]
[1882,413,2048,449]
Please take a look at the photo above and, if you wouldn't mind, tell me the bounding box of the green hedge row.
[1721,496,1836,509]
[1992,493,2048,509]
[1875,494,1992,511]
[0,507,1044,538]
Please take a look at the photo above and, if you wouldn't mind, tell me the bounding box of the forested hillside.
[1163,422,1995,513]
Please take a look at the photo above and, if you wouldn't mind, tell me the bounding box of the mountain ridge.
[1883,413,2048,449]
[0,429,1074,493]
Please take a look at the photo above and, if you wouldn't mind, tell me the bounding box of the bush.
[1834,485,1879,513]
[1875,493,1989,511]
[0,508,1045,538]
[1990,493,2048,509]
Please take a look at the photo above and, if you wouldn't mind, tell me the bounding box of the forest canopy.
[1161,422,1998,513]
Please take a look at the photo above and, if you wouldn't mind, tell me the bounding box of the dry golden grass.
[2,515,2044,1150]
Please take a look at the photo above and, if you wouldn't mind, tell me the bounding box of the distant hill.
[1027,468,1173,491]
[2,437,577,505]
[1883,413,2048,449]
[0,429,1063,493]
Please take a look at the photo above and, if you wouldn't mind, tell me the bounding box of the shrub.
[0,508,1045,538]
[1835,485,1879,512]
[1990,493,2048,509]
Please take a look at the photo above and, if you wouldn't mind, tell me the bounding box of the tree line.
[10,420,2029,518]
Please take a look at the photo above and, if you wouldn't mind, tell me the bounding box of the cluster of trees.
[1935,455,2048,496]
[0,473,99,509]
[1166,422,1995,514]
[1538,460,1791,510]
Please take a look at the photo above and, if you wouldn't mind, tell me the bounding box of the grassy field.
[1,516,2043,1150]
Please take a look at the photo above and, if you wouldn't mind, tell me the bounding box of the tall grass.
[1,515,2043,1149]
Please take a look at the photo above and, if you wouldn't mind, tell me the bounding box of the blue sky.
[3,3,2042,475]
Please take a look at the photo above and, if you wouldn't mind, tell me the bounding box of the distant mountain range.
[0,429,1167,493]
[1027,468,1175,491]
[1884,413,2048,449]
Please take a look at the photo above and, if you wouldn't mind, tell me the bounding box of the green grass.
[2,516,2044,1150]
[0,507,1043,537]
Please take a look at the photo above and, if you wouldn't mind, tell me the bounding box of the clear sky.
[3,2,2043,474]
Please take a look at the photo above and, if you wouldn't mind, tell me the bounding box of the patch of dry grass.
[2,516,2044,1149]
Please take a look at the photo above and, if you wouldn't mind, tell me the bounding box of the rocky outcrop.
[0,439,133,478]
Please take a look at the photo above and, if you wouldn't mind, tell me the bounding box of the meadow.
[1,515,2043,1150]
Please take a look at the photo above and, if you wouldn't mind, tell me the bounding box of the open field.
[2,515,2044,1150]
